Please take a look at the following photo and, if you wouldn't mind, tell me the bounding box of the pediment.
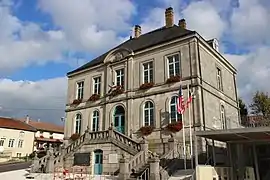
[104,48,133,64]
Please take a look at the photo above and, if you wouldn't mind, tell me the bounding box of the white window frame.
[0,138,5,146]
[75,114,82,134]
[92,110,99,131]
[115,68,125,87]
[216,67,223,91]
[93,76,101,95]
[167,53,180,77]
[8,139,15,147]
[169,96,182,123]
[76,81,84,100]
[143,101,154,127]
[220,105,226,129]
[142,61,154,84]
[18,140,23,148]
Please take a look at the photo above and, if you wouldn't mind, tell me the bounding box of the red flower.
[88,94,100,102]
[70,133,80,141]
[110,86,124,97]
[166,75,181,84]
[139,82,154,90]
[72,99,82,105]
[139,126,154,136]
[167,121,183,133]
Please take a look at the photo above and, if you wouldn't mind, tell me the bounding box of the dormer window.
[213,39,219,52]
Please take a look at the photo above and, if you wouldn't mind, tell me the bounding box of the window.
[76,81,84,100]
[75,114,82,134]
[167,54,180,77]
[92,110,99,131]
[216,67,223,91]
[220,105,226,129]
[8,139,15,147]
[16,153,22,157]
[170,96,182,123]
[143,101,154,126]
[143,62,153,83]
[0,138,5,146]
[18,140,23,148]
[93,77,101,95]
[115,69,124,87]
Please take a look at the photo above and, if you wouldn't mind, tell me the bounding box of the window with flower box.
[143,101,154,126]
[143,61,153,83]
[167,54,180,77]
[170,96,182,123]
[76,81,84,100]
[75,113,82,134]
[93,76,101,95]
[115,69,124,87]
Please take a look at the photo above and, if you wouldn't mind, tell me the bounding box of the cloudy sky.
[0,0,269,124]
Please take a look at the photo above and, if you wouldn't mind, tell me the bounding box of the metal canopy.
[195,127,270,143]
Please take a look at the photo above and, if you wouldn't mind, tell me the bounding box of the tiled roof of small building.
[0,117,37,132]
[20,119,64,134]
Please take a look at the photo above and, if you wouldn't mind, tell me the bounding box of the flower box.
[72,99,82,105]
[139,126,154,136]
[70,133,80,141]
[88,94,100,102]
[40,135,44,138]
[110,86,124,97]
[167,121,183,133]
[166,75,180,84]
[139,82,154,90]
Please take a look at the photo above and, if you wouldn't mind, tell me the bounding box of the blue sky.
[0,0,270,123]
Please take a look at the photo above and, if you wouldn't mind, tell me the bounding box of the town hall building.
[32,7,240,179]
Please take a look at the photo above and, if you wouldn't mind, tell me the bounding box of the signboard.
[108,154,118,164]
[73,153,90,166]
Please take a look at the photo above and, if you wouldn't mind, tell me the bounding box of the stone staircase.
[31,127,194,180]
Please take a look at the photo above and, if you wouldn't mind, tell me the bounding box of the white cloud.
[38,0,136,52]
[0,77,67,124]
[182,1,226,39]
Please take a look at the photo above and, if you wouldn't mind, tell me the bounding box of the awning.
[195,127,270,143]
[35,137,63,143]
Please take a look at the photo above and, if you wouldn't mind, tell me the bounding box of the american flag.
[186,89,194,109]
[177,85,185,114]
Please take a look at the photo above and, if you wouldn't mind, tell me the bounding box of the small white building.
[20,116,64,151]
[0,117,36,158]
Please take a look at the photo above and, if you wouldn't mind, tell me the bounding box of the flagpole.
[188,85,194,169]
[182,86,186,170]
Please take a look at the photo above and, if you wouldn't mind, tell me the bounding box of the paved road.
[0,162,32,173]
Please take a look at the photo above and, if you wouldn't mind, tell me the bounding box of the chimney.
[38,119,40,122]
[134,25,141,38]
[165,7,174,28]
[178,19,186,29]
[26,115,29,124]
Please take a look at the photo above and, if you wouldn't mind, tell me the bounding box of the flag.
[186,89,194,109]
[177,85,185,114]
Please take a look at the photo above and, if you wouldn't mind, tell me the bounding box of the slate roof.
[67,25,195,75]
[0,117,37,132]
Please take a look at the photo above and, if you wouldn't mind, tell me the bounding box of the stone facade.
[63,8,239,177]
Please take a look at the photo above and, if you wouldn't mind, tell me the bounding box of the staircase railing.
[137,167,150,180]
[112,130,141,151]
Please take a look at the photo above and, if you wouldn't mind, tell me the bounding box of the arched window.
[75,114,82,134]
[170,96,182,123]
[92,110,99,131]
[143,101,154,126]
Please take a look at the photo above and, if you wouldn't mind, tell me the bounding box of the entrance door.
[114,106,125,134]
[94,150,103,175]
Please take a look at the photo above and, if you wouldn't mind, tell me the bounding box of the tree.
[250,91,270,118]
[239,98,248,117]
